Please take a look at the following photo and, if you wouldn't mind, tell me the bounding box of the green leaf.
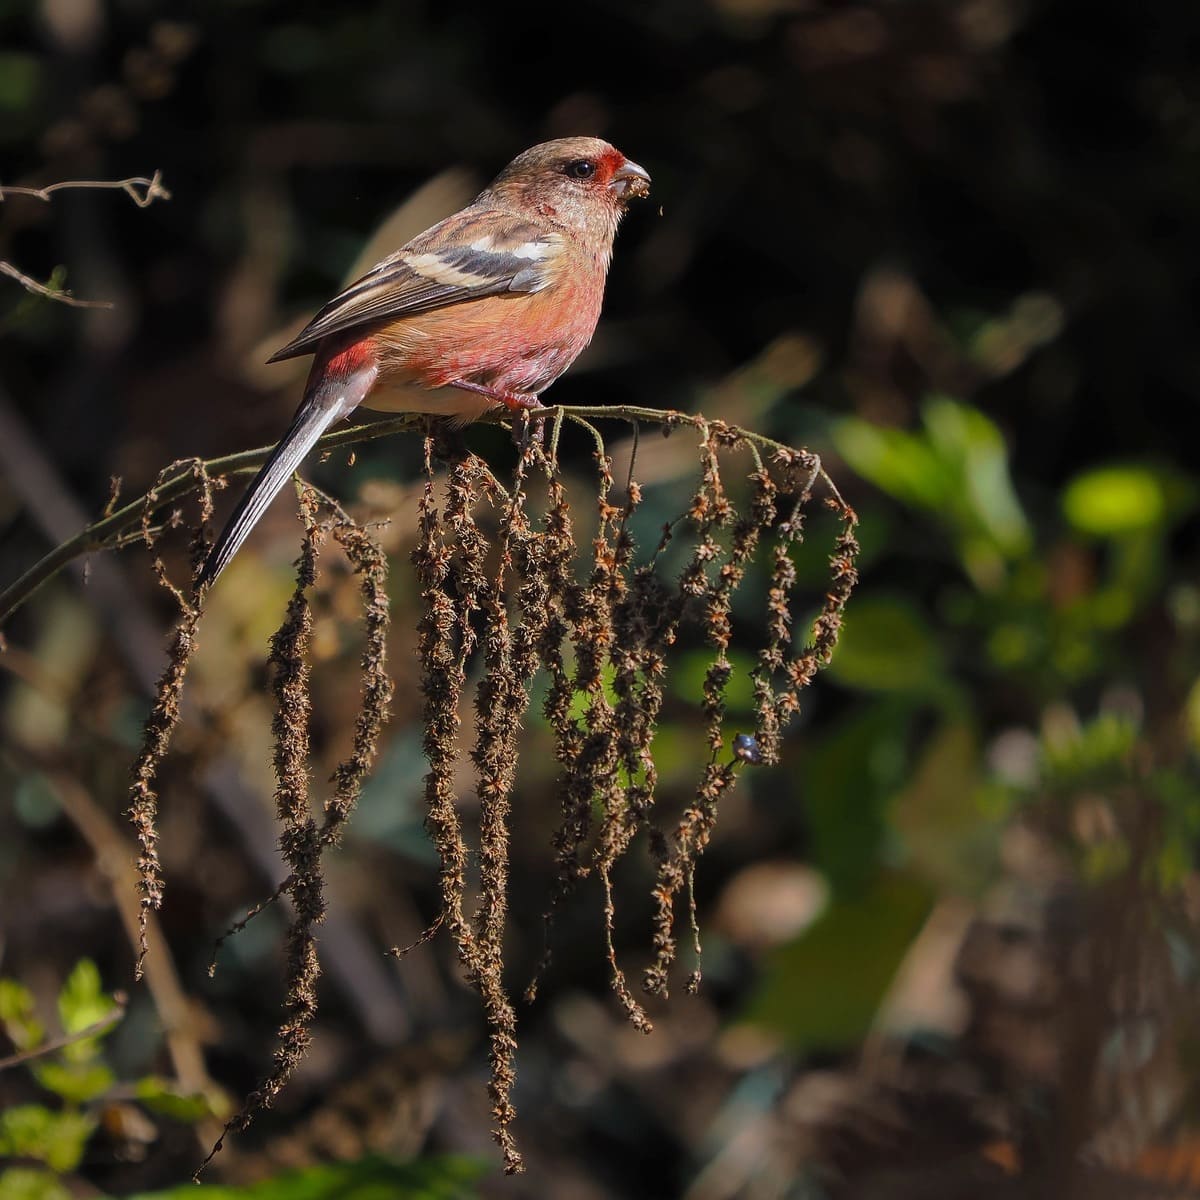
[1062,464,1195,537]
[922,396,1030,558]
[826,594,949,697]
[833,398,1031,588]
[889,720,999,895]
[0,1167,73,1200]
[0,1105,96,1173]
[31,1060,116,1105]
[803,699,916,893]
[0,978,45,1051]
[126,1155,487,1199]
[134,1076,216,1122]
[741,872,932,1051]
[56,959,113,1039]
[831,418,951,513]
[1039,712,1139,787]
[673,649,757,713]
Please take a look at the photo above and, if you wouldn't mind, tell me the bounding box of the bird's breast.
[371,270,606,401]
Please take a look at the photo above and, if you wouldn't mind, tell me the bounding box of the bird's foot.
[498,393,547,450]
[450,380,546,447]
[500,391,543,413]
[451,378,542,412]
[515,410,547,451]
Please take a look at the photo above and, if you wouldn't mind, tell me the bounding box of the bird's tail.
[197,366,373,589]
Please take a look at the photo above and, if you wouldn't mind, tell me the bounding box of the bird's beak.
[611,159,651,201]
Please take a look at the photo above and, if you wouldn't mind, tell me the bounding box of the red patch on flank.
[317,335,378,379]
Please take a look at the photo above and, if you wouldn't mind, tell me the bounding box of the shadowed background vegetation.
[2,1,1199,1197]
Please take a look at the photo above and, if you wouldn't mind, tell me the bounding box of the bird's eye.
[565,159,596,180]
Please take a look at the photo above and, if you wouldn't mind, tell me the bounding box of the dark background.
[2,1,1199,1197]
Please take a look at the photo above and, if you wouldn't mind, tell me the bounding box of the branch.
[0,413,416,624]
[0,171,170,208]
[0,384,414,1047]
[0,404,844,627]
[0,1001,126,1073]
[0,171,170,308]
[0,260,112,309]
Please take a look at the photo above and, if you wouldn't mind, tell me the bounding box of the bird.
[197,136,650,588]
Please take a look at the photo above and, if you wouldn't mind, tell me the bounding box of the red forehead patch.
[596,146,627,181]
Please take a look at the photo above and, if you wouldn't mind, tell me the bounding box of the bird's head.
[485,137,651,241]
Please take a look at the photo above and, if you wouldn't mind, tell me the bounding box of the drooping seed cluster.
[200,483,396,1174]
[125,412,857,1178]
[128,458,215,975]
[404,418,856,1174]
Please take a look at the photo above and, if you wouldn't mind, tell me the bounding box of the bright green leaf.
[834,398,1031,588]
[0,1105,95,1173]
[922,396,1030,557]
[31,1060,116,1105]
[826,595,948,696]
[831,418,951,512]
[0,1167,73,1200]
[56,960,113,1038]
[1062,465,1169,536]
[0,978,45,1051]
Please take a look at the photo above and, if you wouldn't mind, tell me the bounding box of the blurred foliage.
[743,383,1199,1054]
[0,960,209,1199]
[126,1156,485,1200]
[3,0,1200,1195]
[745,869,933,1051]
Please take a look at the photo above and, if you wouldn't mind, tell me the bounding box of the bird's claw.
[494,391,545,449]
[513,408,546,450]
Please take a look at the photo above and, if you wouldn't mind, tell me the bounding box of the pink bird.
[199,137,650,586]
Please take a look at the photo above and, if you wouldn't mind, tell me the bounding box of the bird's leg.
[451,380,547,447]
[451,379,543,413]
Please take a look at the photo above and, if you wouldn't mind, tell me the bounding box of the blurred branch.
[0,402,844,626]
[0,1000,126,1072]
[0,171,169,308]
[38,761,230,1141]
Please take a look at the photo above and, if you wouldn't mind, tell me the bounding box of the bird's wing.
[267,211,565,363]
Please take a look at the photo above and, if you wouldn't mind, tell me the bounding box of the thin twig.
[0,172,171,308]
[0,1004,126,1072]
[0,171,170,208]
[0,260,112,309]
[0,415,417,624]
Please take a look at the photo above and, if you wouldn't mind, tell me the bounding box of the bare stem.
[1,172,171,308]
[0,171,170,208]
[0,1003,126,1072]
[0,260,113,309]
